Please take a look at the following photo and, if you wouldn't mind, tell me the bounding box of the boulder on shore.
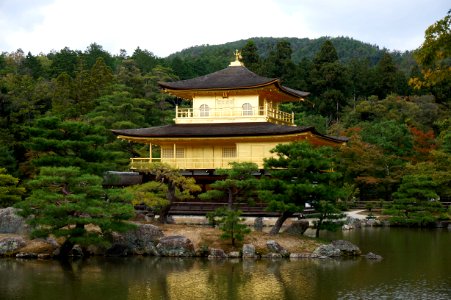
[266,240,290,257]
[283,220,309,235]
[208,248,227,259]
[242,243,256,259]
[0,237,26,256]
[156,235,195,257]
[0,207,27,234]
[15,238,59,257]
[109,223,163,256]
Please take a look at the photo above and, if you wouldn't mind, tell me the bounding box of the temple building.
[112,52,346,173]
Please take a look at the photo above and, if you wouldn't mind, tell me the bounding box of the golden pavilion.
[112,52,346,172]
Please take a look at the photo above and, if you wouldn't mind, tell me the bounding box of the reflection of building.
[112,53,346,172]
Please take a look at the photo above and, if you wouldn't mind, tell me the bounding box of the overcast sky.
[0,0,449,57]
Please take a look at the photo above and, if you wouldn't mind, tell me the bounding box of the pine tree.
[261,141,345,235]
[199,162,259,209]
[15,166,135,256]
[0,168,25,207]
[310,40,350,123]
[241,40,260,72]
[218,209,250,246]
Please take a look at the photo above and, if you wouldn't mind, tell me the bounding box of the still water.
[0,227,450,300]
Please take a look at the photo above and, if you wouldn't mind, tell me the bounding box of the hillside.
[168,36,414,72]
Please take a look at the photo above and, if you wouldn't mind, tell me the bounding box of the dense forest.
[0,12,450,238]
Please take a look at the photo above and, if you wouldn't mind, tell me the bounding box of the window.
[162,147,185,158]
[242,103,253,116]
[200,104,209,117]
[161,148,174,158]
[176,148,185,158]
[222,146,237,158]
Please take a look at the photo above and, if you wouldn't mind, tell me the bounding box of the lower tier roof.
[111,122,347,144]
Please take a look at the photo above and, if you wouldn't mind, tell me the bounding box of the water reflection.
[0,228,450,300]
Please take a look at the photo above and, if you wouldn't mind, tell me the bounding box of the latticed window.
[242,103,253,115]
[200,104,209,117]
[222,146,237,158]
[162,147,185,158]
[161,148,174,158]
[176,148,185,158]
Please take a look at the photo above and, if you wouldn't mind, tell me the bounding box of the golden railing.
[175,106,294,125]
[130,157,265,170]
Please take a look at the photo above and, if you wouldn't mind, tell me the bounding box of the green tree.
[126,181,169,213]
[310,200,345,238]
[361,120,413,157]
[82,43,115,70]
[0,168,25,207]
[348,58,377,103]
[385,172,445,226]
[115,59,145,97]
[262,40,296,83]
[260,141,344,234]
[375,52,407,98]
[0,144,17,175]
[310,40,350,123]
[47,47,80,78]
[241,40,260,72]
[90,57,114,98]
[131,47,160,74]
[409,10,451,103]
[22,52,45,79]
[24,116,120,177]
[138,162,201,223]
[217,209,251,246]
[51,72,76,117]
[15,166,135,256]
[84,89,148,129]
[314,40,339,65]
[198,162,259,209]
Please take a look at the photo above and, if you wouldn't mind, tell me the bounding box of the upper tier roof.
[158,65,309,100]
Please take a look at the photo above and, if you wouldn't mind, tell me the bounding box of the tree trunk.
[58,239,75,258]
[227,188,233,210]
[269,211,294,235]
[315,215,324,238]
[158,205,171,224]
[159,181,176,224]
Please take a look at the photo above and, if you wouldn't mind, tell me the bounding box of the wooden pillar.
[149,143,152,161]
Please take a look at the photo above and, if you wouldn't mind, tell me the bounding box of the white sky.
[0,0,449,57]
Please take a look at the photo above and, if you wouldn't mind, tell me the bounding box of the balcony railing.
[175,105,294,125]
[130,156,266,171]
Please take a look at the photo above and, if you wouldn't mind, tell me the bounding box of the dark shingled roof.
[111,122,347,142]
[158,66,309,98]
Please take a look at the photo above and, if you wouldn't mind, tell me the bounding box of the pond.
[0,227,450,300]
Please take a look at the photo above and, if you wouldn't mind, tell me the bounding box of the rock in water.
[365,252,383,260]
[313,244,341,257]
[242,244,256,258]
[156,235,195,257]
[111,224,163,256]
[208,248,227,259]
[0,237,26,256]
[266,240,290,257]
[331,240,361,256]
